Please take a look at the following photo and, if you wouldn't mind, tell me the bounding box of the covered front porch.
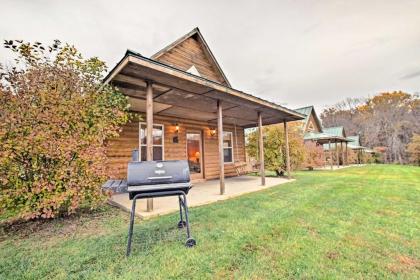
[110,175,293,218]
[105,50,304,212]
[304,132,353,169]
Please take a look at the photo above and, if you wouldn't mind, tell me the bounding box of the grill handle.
[147,176,173,180]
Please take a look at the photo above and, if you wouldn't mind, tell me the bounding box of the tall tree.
[321,92,420,164]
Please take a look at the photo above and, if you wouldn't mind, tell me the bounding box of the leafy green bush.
[246,125,305,175]
[0,40,130,223]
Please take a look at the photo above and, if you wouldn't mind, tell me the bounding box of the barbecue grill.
[103,159,196,256]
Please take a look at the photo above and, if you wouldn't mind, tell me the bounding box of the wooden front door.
[186,131,204,180]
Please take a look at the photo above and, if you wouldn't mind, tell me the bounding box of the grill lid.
[127,160,190,186]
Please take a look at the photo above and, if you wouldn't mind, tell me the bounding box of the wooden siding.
[305,111,322,133]
[154,36,228,86]
[106,115,246,180]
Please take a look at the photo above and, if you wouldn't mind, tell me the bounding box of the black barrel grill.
[103,159,196,256]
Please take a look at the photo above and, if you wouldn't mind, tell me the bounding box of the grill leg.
[126,197,138,257]
[181,193,196,247]
[177,196,186,228]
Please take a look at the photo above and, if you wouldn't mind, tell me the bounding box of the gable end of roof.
[151,27,231,87]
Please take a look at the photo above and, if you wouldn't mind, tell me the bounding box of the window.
[223,131,233,163]
[139,123,164,161]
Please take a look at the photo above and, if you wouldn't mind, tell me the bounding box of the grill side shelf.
[102,179,128,194]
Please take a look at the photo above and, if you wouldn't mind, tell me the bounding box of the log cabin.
[104,28,304,209]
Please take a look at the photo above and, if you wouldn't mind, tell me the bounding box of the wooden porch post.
[258,112,265,186]
[335,141,339,168]
[345,142,348,165]
[217,100,225,195]
[340,141,343,166]
[329,140,333,170]
[146,81,154,211]
[284,121,291,179]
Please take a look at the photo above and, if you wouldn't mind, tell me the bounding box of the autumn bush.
[0,40,130,223]
[407,133,420,166]
[246,125,305,175]
[302,141,325,170]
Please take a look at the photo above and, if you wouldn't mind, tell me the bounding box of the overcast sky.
[1,0,419,113]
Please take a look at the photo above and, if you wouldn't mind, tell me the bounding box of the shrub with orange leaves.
[0,40,130,223]
[303,141,325,170]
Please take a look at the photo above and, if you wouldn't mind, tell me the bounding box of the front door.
[186,132,203,180]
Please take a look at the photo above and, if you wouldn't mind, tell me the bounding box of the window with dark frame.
[223,131,233,163]
[139,123,164,161]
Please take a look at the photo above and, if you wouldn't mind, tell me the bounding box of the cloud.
[400,70,420,80]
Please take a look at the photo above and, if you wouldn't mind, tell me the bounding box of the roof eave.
[104,51,305,121]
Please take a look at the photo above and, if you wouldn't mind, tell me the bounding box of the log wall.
[106,115,246,180]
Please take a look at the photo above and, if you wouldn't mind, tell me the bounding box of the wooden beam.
[335,141,339,168]
[329,141,333,170]
[217,100,225,195]
[126,55,304,120]
[258,112,265,186]
[284,121,291,179]
[113,73,169,92]
[345,142,348,165]
[146,81,154,211]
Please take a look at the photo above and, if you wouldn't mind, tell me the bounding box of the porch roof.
[105,50,304,128]
[304,132,352,144]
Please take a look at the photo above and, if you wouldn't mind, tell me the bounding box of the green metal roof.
[294,106,312,128]
[323,126,344,137]
[294,106,313,118]
[303,132,330,141]
[294,106,324,133]
[347,135,360,148]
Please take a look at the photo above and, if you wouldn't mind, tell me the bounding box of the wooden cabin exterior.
[104,28,304,194]
[106,115,246,181]
[294,106,323,134]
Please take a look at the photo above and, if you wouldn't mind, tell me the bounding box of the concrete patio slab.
[110,176,293,219]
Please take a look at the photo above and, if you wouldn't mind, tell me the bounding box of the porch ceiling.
[105,51,304,128]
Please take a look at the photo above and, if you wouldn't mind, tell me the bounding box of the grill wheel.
[185,238,196,247]
[178,220,187,228]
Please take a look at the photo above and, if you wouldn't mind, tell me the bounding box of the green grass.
[1,165,419,279]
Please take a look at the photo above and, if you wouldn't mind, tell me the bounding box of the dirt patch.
[387,255,420,274]
[375,209,399,217]
[326,251,340,260]
[0,205,127,243]
[242,242,259,253]
[298,219,319,237]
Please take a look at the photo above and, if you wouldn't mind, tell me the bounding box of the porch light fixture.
[175,123,179,133]
[209,127,216,136]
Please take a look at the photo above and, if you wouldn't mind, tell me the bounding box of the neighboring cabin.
[294,105,376,165]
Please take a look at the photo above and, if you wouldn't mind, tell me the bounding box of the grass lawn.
[1,165,419,279]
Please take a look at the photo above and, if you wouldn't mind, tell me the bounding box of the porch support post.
[329,140,333,170]
[258,112,265,186]
[345,142,348,165]
[284,121,291,179]
[217,100,225,195]
[335,141,339,168]
[146,81,154,211]
[340,141,343,166]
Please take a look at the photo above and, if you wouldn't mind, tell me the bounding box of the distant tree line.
[321,91,420,164]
